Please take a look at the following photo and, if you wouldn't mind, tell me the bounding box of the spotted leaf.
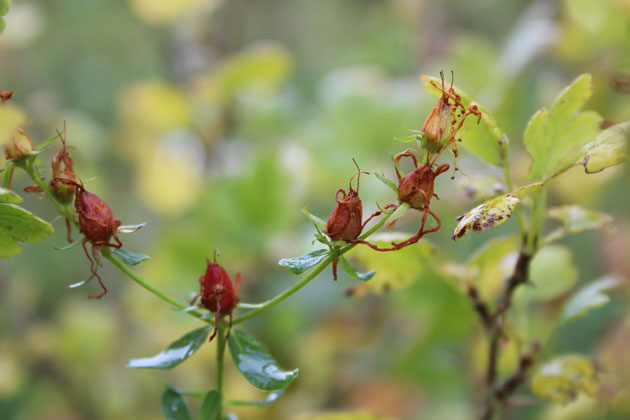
[452,194,520,241]
[531,354,599,405]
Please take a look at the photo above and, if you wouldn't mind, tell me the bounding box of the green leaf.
[459,176,507,202]
[161,386,193,420]
[421,75,506,166]
[226,390,284,406]
[524,74,603,178]
[0,0,9,17]
[228,329,298,391]
[198,390,222,420]
[112,247,150,265]
[571,121,629,174]
[0,186,21,204]
[278,249,329,275]
[35,131,62,151]
[128,326,212,369]
[302,206,328,232]
[452,193,520,241]
[374,172,398,193]
[559,276,619,326]
[545,205,613,244]
[467,235,519,301]
[0,203,54,258]
[338,256,375,281]
[515,246,578,302]
[531,354,599,405]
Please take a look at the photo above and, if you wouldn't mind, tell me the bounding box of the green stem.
[216,323,226,396]
[103,252,207,320]
[233,203,410,324]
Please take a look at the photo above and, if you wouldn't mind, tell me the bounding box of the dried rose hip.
[191,253,241,342]
[55,178,123,299]
[49,128,79,242]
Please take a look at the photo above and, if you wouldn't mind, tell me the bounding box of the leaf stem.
[232,203,410,325]
[216,323,226,396]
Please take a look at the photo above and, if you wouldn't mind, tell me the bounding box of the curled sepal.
[117,222,148,233]
[127,325,212,369]
[531,354,599,405]
[452,194,520,241]
[278,249,329,275]
[572,121,629,174]
[228,329,298,391]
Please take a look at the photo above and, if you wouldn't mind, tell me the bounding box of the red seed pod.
[55,178,123,299]
[192,252,242,342]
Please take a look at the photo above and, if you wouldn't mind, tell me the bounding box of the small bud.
[421,97,454,144]
[4,128,34,160]
[49,136,78,204]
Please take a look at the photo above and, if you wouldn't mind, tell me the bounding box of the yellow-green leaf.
[572,121,629,174]
[531,354,599,405]
[452,194,520,241]
[515,246,578,302]
[524,74,603,178]
[545,205,613,244]
[0,203,54,258]
[559,276,619,326]
[421,75,506,166]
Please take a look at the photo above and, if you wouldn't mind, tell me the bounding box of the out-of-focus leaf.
[228,329,298,391]
[295,412,397,420]
[0,103,27,145]
[128,326,211,369]
[531,354,599,405]
[348,232,434,294]
[459,176,507,202]
[338,256,375,281]
[571,121,629,174]
[278,249,329,275]
[452,194,520,241]
[112,248,151,265]
[421,75,506,166]
[0,187,21,204]
[524,74,603,178]
[198,390,222,420]
[161,386,193,420]
[0,203,54,258]
[467,236,519,301]
[374,172,398,193]
[545,205,613,243]
[515,246,578,302]
[559,276,619,326]
[226,390,284,406]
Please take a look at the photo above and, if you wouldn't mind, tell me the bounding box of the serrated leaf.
[374,172,398,193]
[228,329,298,391]
[226,390,284,406]
[559,276,619,326]
[524,74,603,178]
[112,247,150,265]
[198,390,222,420]
[278,249,329,275]
[572,121,629,174]
[128,326,212,369]
[337,256,375,281]
[452,194,520,241]
[348,232,434,294]
[531,354,599,405]
[0,203,54,258]
[162,386,193,420]
[515,246,578,302]
[421,75,506,166]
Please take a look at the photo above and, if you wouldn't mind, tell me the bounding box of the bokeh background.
[1,0,629,419]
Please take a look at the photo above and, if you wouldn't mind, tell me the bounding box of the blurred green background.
[1,0,629,419]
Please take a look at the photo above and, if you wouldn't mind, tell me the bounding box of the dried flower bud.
[195,255,241,342]
[421,72,462,144]
[49,133,78,204]
[74,186,122,244]
[397,163,449,210]
[4,128,34,160]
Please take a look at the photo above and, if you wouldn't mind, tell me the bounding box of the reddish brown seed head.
[326,160,367,242]
[397,163,449,210]
[49,134,78,204]
[75,188,121,243]
[199,259,240,315]
[421,71,461,144]
[1,91,14,103]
